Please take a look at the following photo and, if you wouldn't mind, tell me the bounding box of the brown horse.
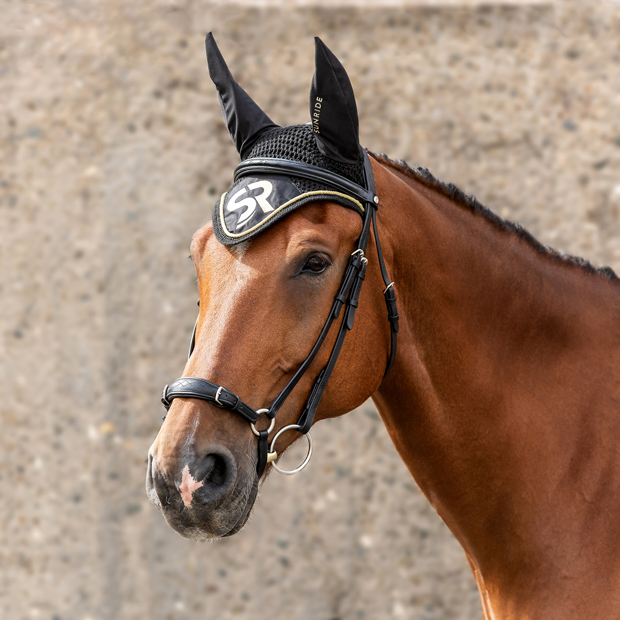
[147,36,620,619]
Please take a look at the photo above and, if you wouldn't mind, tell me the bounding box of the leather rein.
[161,151,399,477]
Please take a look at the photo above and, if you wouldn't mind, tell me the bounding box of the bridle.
[161,150,399,477]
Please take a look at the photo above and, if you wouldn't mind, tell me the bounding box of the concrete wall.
[2,1,620,619]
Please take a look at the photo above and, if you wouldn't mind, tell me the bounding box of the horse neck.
[371,159,620,618]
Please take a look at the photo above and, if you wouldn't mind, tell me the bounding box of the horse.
[147,34,620,619]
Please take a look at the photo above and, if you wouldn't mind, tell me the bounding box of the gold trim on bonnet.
[219,190,365,239]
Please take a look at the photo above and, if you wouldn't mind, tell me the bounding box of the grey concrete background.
[2,1,620,619]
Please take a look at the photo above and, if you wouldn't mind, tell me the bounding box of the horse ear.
[205,33,279,159]
[310,37,361,164]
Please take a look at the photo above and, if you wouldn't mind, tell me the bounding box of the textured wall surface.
[2,1,620,619]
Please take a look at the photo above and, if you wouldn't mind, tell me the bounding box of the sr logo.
[227,180,274,229]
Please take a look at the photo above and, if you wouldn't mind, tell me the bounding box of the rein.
[161,151,399,477]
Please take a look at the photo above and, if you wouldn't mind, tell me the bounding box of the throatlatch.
[161,34,398,478]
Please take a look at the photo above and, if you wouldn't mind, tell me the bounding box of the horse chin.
[157,473,259,541]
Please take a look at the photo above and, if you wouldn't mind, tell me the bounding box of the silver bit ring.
[268,424,313,475]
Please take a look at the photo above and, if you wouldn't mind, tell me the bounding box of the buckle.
[214,386,225,407]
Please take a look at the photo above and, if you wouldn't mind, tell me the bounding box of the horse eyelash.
[308,251,332,268]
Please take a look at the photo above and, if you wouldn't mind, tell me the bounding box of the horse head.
[146,34,397,540]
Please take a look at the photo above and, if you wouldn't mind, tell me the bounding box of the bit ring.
[268,424,313,475]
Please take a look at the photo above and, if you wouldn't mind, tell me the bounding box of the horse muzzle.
[146,444,258,540]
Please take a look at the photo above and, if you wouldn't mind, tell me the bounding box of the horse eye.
[303,254,328,274]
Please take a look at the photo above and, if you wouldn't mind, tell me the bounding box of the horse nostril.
[187,447,238,504]
[174,447,238,509]
[146,453,165,509]
[204,454,227,486]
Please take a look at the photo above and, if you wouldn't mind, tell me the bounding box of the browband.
[235,157,376,206]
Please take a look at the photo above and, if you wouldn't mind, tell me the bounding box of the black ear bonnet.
[213,125,367,245]
[206,34,369,246]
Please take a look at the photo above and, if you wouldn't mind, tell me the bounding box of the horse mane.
[372,152,618,282]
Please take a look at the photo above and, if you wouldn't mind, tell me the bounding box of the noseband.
[161,151,399,477]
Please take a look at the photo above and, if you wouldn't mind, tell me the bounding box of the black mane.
[373,152,618,282]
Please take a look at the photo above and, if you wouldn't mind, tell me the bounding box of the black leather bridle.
[161,150,398,477]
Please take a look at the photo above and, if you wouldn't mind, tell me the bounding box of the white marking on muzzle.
[180,463,204,508]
